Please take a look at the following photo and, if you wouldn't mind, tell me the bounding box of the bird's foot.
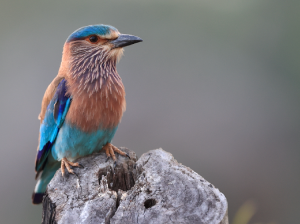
[103,143,130,163]
[61,157,83,176]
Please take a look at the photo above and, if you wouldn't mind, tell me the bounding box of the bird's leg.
[61,157,83,176]
[102,143,130,162]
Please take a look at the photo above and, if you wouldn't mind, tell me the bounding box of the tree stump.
[42,148,228,224]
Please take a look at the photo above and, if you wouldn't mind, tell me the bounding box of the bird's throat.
[65,59,126,132]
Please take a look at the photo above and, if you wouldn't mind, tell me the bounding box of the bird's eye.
[89,35,98,43]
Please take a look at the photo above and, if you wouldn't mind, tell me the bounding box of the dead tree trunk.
[42,148,228,224]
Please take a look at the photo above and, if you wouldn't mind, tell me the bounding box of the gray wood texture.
[42,148,228,224]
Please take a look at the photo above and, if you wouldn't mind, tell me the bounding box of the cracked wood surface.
[42,148,228,224]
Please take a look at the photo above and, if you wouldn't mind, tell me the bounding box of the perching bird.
[32,24,142,204]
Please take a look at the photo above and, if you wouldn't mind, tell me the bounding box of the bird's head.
[59,24,142,81]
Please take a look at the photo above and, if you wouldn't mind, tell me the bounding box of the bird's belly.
[51,122,117,161]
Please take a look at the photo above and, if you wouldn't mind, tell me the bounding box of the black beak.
[110,34,142,49]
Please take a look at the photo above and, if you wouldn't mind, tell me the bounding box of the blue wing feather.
[35,79,71,172]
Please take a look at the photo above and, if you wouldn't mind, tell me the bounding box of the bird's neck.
[67,57,123,96]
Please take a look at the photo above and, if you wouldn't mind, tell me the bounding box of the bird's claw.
[73,172,79,178]
[61,157,82,176]
[103,144,131,169]
[78,163,84,169]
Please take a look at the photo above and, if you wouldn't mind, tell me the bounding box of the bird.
[32,24,142,204]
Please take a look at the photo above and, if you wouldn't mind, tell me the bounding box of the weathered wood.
[42,148,228,224]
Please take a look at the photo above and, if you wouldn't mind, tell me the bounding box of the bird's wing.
[35,78,71,174]
[38,75,64,122]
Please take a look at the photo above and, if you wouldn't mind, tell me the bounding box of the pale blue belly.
[51,121,117,161]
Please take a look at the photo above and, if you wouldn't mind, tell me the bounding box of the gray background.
[0,1,299,223]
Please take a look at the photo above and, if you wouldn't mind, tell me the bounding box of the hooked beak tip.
[110,34,142,49]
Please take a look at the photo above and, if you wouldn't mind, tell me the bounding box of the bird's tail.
[32,192,45,204]
[32,161,60,204]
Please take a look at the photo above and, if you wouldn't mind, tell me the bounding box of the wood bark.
[42,148,228,224]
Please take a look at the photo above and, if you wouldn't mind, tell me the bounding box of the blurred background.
[0,0,299,223]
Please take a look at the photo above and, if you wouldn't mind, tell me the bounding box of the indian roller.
[32,24,142,204]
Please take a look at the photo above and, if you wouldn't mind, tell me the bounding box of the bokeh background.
[0,0,299,223]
